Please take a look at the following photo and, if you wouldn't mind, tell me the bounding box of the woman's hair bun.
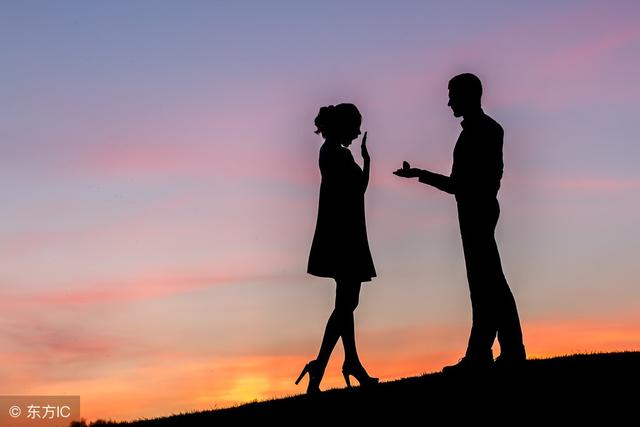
[314,105,336,135]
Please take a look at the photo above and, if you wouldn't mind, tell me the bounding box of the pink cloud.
[513,176,640,194]
[81,143,204,176]
[62,95,321,187]
[546,26,640,71]
[1,271,303,309]
[0,181,306,281]
[0,313,161,393]
[3,323,126,365]
[557,178,640,191]
[66,132,321,190]
[501,174,640,195]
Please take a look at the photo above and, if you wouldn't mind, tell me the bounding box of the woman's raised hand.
[361,131,370,163]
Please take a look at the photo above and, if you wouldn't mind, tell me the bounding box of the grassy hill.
[75,351,639,425]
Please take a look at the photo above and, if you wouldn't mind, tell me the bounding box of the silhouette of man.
[394,73,526,372]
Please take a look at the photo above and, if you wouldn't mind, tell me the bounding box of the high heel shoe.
[342,361,379,388]
[295,360,324,395]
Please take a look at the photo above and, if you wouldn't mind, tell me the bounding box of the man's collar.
[461,108,485,129]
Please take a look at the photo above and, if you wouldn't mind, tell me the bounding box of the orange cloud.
[4,309,639,424]
[524,313,640,358]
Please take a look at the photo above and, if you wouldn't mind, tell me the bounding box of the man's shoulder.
[481,113,504,135]
[482,114,504,137]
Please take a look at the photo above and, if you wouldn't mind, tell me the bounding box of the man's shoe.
[495,345,526,371]
[442,354,493,375]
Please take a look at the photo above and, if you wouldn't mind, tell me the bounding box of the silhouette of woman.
[295,103,378,394]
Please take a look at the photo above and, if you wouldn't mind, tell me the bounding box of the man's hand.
[393,161,421,178]
[361,131,370,162]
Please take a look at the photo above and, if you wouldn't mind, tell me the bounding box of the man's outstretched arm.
[393,161,455,194]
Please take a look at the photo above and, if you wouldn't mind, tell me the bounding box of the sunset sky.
[1,0,639,422]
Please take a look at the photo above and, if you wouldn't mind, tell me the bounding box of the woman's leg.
[335,279,362,366]
[315,313,339,368]
[315,279,362,366]
[314,278,376,387]
[336,280,378,386]
[315,280,348,368]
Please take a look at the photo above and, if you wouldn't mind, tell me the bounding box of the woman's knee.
[347,294,360,311]
[336,296,358,313]
[335,281,360,312]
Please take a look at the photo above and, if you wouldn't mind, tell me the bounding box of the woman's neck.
[325,138,345,148]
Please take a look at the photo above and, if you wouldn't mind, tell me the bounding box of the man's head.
[448,73,482,117]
